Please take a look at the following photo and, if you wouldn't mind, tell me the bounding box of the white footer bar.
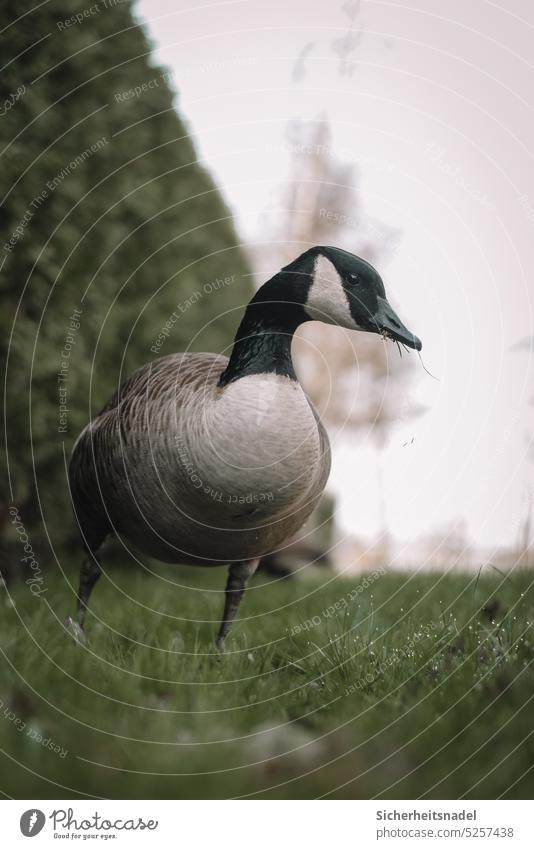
[2,799,531,848]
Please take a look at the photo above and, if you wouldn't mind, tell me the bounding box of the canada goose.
[67,246,421,648]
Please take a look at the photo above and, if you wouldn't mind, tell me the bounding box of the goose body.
[70,353,331,565]
[68,245,421,646]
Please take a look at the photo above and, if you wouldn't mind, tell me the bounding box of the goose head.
[293,245,422,350]
[219,245,421,386]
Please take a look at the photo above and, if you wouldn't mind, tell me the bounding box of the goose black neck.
[218,270,311,387]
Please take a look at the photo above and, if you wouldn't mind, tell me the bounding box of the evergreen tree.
[0,0,251,559]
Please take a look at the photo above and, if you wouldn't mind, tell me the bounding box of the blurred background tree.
[0,0,252,569]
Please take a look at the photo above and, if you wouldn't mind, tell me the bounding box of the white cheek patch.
[305,254,358,329]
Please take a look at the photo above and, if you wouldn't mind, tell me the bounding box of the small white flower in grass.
[169,631,185,652]
[26,722,43,742]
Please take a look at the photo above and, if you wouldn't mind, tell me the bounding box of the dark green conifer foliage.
[0,0,251,555]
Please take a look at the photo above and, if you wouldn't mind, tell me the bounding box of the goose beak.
[373,296,422,351]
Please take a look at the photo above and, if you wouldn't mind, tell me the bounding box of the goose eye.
[348,273,359,284]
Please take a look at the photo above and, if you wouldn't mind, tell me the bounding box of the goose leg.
[76,550,103,629]
[66,541,106,644]
[216,558,259,650]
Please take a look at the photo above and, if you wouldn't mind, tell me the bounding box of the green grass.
[1,562,533,799]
